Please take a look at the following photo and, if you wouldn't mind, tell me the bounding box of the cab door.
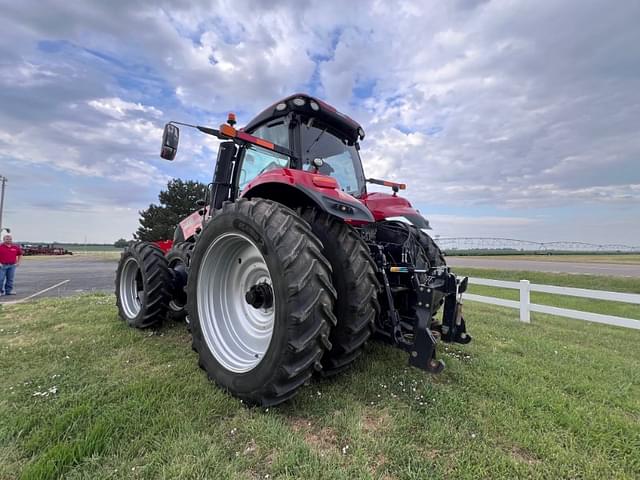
[236,144,291,195]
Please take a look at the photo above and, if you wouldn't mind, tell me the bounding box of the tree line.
[115,179,207,246]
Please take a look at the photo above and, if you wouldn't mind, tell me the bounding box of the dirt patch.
[6,333,46,348]
[509,445,540,465]
[417,446,441,460]
[361,408,391,434]
[366,452,391,478]
[378,475,397,480]
[289,417,339,457]
[243,438,258,456]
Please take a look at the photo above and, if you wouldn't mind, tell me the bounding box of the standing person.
[0,233,22,296]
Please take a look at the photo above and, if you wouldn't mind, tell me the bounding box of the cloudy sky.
[1,0,638,244]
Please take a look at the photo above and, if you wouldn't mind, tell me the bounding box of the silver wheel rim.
[120,257,143,319]
[197,232,275,373]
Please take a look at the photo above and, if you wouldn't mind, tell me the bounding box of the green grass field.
[450,254,640,265]
[456,268,640,321]
[1,272,639,479]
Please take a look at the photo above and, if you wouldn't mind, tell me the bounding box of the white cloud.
[88,97,162,119]
[0,114,168,187]
[0,0,639,242]
[0,61,58,87]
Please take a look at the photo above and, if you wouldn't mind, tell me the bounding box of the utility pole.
[0,175,6,234]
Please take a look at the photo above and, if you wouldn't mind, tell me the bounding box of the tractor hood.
[360,192,431,229]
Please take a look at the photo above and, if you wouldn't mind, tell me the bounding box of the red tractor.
[115,94,471,406]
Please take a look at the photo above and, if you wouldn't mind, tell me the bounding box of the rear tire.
[301,209,380,376]
[412,227,446,267]
[187,198,337,406]
[412,227,447,315]
[115,242,171,329]
[166,242,194,322]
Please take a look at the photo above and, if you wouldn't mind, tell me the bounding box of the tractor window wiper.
[305,128,327,155]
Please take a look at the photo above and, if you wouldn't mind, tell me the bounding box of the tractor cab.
[236,94,428,229]
[161,94,429,238]
[241,94,367,197]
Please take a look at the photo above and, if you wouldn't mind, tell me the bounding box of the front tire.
[187,198,337,406]
[115,242,171,328]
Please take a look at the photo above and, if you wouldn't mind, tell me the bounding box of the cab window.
[300,121,366,196]
[237,145,290,192]
[251,120,289,149]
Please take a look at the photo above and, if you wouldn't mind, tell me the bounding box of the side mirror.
[458,276,469,294]
[160,123,179,160]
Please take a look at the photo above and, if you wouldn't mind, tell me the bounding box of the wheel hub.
[245,283,274,309]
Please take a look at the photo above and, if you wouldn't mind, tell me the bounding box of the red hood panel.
[242,168,360,204]
[360,192,420,221]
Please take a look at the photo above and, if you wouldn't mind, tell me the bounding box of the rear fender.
[177,207,209,242]
[360,192,430,229]
[154,239,174,254]
[241,168,374,223]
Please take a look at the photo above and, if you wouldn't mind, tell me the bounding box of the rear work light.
[332,203,354,214]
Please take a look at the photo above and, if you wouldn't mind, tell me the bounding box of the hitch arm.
[373,246,404,344]
[438,275,472,345]
[409,276,445,373]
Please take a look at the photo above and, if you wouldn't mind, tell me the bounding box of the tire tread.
[188,198,337,406]
[115,242,171,329]
[301,208,381,377]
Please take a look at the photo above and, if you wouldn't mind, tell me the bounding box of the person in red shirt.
[0,233,22,296]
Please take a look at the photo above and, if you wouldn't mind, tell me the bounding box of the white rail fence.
[464,277,640,330]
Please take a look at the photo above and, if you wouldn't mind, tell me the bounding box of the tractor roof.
[242,93,364,142]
